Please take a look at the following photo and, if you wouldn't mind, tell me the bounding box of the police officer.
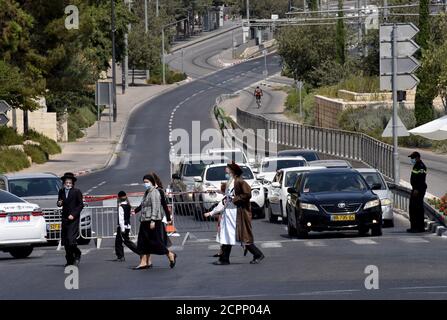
[407,151,427,233]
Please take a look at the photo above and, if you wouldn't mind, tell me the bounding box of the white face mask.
[410,159,416,165]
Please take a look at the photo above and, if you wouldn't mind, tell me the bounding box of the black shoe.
[114,257,125,262]
[212,253,222,258]
[213,260,230,265]
[250,255,265,264]
[133,265,151,270]
[169,253,177,269]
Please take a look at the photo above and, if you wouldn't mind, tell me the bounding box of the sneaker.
[213,260,230,265]
[250,255,265,264]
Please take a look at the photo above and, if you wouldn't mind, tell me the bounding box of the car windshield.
[302,172,368,193]
[8,178,62,197]
[262,159,306,172]
[285,171,302,188]
[206,166,254,181]
[279,152,318,161]
[183,163,206,177]
[360,172,386,190]
[210,151,246,163]
[0,190,25,203]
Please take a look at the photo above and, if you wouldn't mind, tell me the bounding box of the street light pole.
[162,27,166,85]
[156,0,159,17]
[111,0,117,122]
[144,0,149,81]
[392,24,400,184]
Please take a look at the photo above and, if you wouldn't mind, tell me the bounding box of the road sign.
[380,56,420,75]
[296,80,304,89]
[380,40,420,57]
[382,115,409,137]
[380,74,420,91]
[0,100,12,114]
[379,23,419,42]
[0,113,9,126]
[95,81,112,106]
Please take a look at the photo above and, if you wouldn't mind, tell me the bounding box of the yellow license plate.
[50,223,61,231]
[331,214,355,221]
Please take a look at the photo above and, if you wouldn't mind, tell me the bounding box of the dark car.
[286,168,383,238]
[277,149,320,162]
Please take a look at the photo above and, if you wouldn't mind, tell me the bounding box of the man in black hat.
[407,152,427,233]
[57,172,84,266]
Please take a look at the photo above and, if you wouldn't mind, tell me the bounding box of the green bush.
[23,145,48,164]
[0,148,30,173]
[0,127,24,146]
[25,130,61,155]
[315,75,380,99]
[68,117,84,141]
[146,65,187,85]
[433,141,447,154]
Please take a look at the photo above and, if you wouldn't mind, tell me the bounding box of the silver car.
[0,173,92,244]
[356,168,394,228]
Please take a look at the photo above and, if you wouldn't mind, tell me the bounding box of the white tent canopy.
[409,115,447,140]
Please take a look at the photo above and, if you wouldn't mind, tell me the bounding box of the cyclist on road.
[254,86,263,107]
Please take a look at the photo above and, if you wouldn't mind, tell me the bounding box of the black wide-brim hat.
[61,172,77,183]
[227,161,243,176]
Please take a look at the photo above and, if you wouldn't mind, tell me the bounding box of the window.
[206,166,254,181]
[285,172,301,188]
[183,163,206,177]
[262,159,307,172]
[8,178,62,197]
[360,172,386,190]
[302,172,368,193]
[0,179,6,190]
[0,190,25,203]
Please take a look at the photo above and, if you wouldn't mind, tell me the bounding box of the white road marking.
[350,239,378,245]
[81,248,94,255]
[31,250,46,257]
[208,244,221,250]
[260,242,282,248]
[399,237,430,243]
[304,241,327,247]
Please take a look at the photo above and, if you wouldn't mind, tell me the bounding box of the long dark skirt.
[137,220,170,255]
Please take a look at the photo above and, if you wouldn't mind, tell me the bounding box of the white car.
[0,190,47,259]
[266,166,326,223]
[193,163,265,218]
[257,156,308,183]
[206,148,250,164]
[356,168,394,227]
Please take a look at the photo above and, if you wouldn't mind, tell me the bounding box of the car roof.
[355,168,381,173]
[262,156,306,162]
[207,148,243,153]
[280,166,326,173]
[306,168,358,175]
[277,149,317,154]
[181,154,229,162]
[308,160,352,167]
[205,163,250,169]
[1,172,59,180]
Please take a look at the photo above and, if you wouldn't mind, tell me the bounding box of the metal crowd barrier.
[388,183,445,226]
[236,108,395,180]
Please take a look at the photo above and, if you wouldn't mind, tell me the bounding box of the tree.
[414,0,433,126]
[335,0,345,65]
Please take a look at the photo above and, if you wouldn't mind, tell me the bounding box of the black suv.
[286,168,383,238]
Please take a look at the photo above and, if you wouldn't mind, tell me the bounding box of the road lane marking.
[304,241,327,247]
[399,237,430,243]
[350,239,377,245]
[208,244,221,250]
[260,241,282,248]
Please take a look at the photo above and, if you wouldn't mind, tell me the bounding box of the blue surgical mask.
[410,159,416,165]
[144,182,153,190]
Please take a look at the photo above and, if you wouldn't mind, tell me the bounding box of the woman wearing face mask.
[151,172,172,248]
[134,174,177,270]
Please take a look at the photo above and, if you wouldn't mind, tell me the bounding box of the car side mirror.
[371,183,382,190]
[193,176,203,183]
[252,167,259,174]
[287,187,297,194]
[172,173,181,180]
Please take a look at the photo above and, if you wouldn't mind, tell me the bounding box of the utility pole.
[144,0,149,81]
[232,29,236,59]
[162,27,166,85]
[383,0,388,21]
[391,24,399,184]
[111,0,117,122]
[156,0,159,17]
[123,0,132,93]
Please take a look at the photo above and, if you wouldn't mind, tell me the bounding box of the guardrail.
[236,108,395,180]
[389,183,446,227]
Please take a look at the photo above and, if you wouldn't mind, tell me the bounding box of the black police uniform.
[409,160,427,231]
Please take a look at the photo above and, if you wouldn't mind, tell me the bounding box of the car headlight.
[380,198,392,206]
[252,189,260,197]
[364,199,381,209]
[300,203,319,211]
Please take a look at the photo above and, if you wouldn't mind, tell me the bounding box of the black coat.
[58,188,84,246]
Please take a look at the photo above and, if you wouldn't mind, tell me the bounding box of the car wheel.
[358,225,370,236]
[287,210,297,237]
[382,219,394,228]
[371,224,383,237]
[9,246,34,259]
[296,223,309,239]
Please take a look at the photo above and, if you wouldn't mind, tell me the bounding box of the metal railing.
[389,183,446,227]
[236,108,395,180]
